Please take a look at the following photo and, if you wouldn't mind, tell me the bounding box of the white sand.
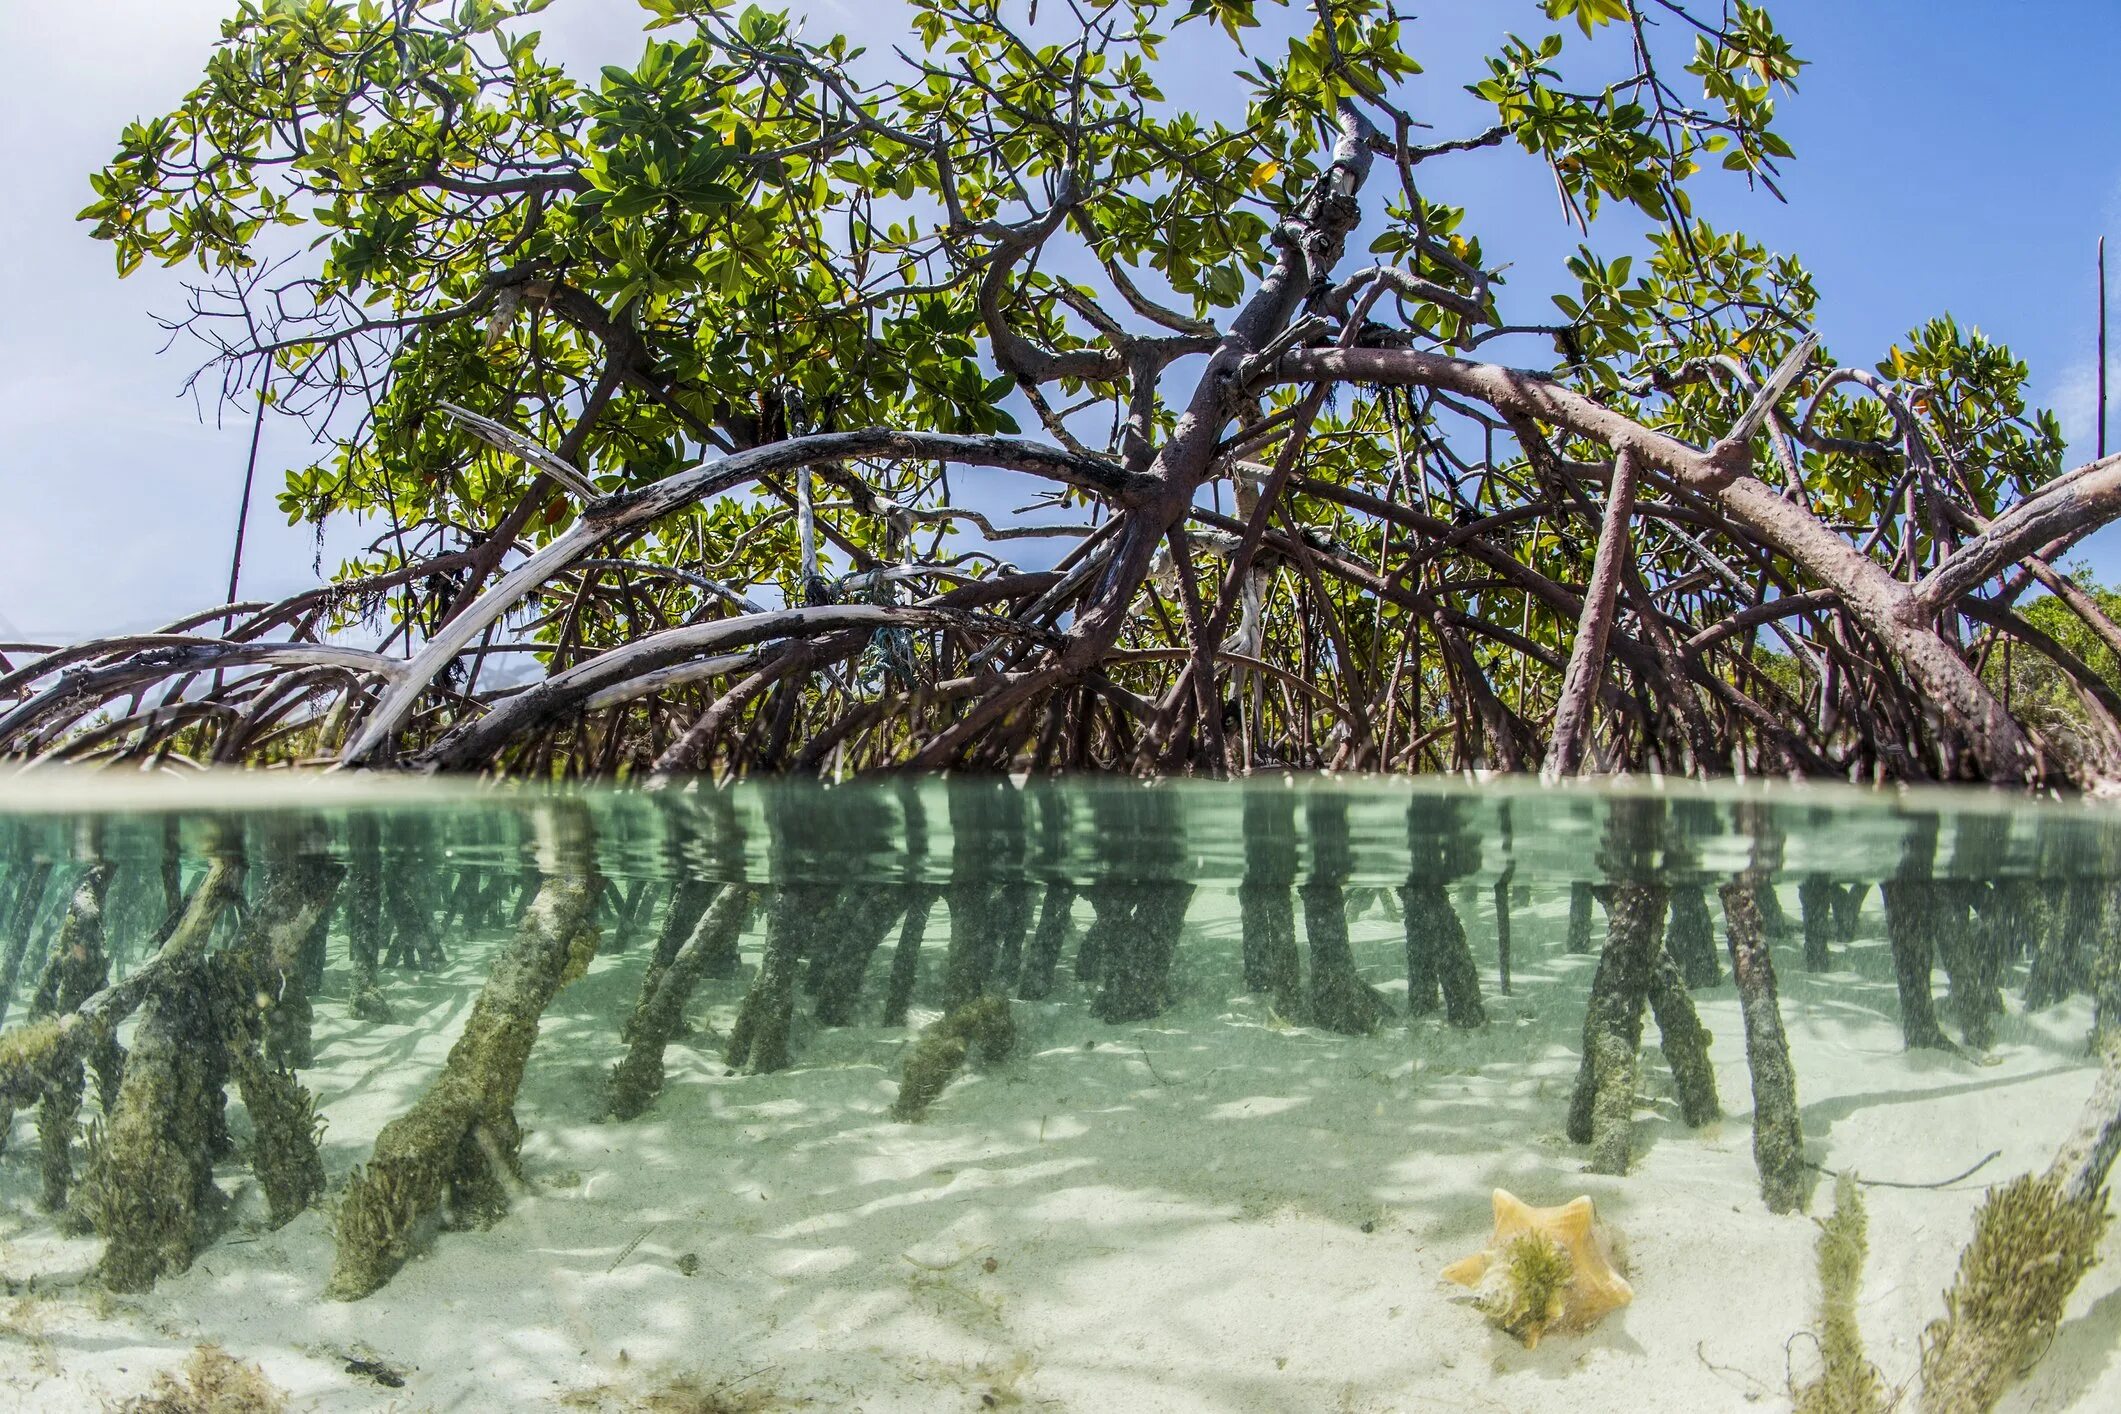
[2,886,2117,1412]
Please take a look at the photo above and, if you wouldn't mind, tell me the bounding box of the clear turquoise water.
[0,774,2115,1411]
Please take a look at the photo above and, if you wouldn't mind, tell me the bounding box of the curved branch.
[1917,454,2121,611]
[338,428,1139,764]
[1275,344,2044,782]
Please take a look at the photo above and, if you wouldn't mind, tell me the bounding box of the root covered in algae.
[1400,796,1486,1028]
[1663,880,1722,989]
[75,828,248,1293]
[723,882,819,1074]
[1720,805,1807,1212]
[0,1016,65,1082]
[1567,798,1720,1175]
[609,884,756,1119]
[343,814,392,1022]
[1793,1173,1885,1414]
[1917,1173,2107,1413]
[1568,879,1661,1176]
[74,956,232,1293]
[1237,789,1302,1014]
[227,1041,326,1230]
[27,825,114,1214]
[327,804,600,1300]
[1783,1035,2121,1413]
[114,1342,287,1413]
[892,996,1016,1121]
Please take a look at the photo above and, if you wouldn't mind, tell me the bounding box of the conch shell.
[1441,1189,1632,1347]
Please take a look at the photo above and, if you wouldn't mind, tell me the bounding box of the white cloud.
[2046,240,2121,460]
[2050,351,2121,454]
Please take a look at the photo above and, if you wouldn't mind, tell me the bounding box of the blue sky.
[2,0,2116,641]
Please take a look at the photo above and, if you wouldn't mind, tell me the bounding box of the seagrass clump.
[891,996,1016,1122]
[1793,1173,1886,1414]
[1918,1173,2108,1413]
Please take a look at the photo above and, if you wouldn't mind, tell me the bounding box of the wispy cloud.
[2050,351,2119,452]
[2046,227,2121,458]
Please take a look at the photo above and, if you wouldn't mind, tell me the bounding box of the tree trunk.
[1544,445,1639,777]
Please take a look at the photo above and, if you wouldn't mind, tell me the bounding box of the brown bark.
[1545,447,1640,777]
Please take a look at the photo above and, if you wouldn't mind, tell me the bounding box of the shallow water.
[0,773,2110,890]
[0,774,2117,1411]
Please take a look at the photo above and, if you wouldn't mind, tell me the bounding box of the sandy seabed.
[2,886,2118,1413]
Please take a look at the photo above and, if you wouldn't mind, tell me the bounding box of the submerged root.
[231,1051,326,1229]
[891,996,1016,1122]
[1793,1173,1885,1414]
[76,1122,205,1294]
[893,1034,970,1123]
[1089,883,1191,1024]
[1664,883,1722,989]
[1582,1033,1640,1177]
[1303,879,1389,1036]
[1399,883,1484,1029]
[1917,1173,2108,1413]
[725,883,821,1074]
[1647,944,1720,1129]
[0,1016,65,1084]
[328,805,598,1299]
[37,1058,86,1217]
[610,885,755,1119]
[1568,877,1663,1175]
[1565,881,1596,954]
[75,962,226,1293]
